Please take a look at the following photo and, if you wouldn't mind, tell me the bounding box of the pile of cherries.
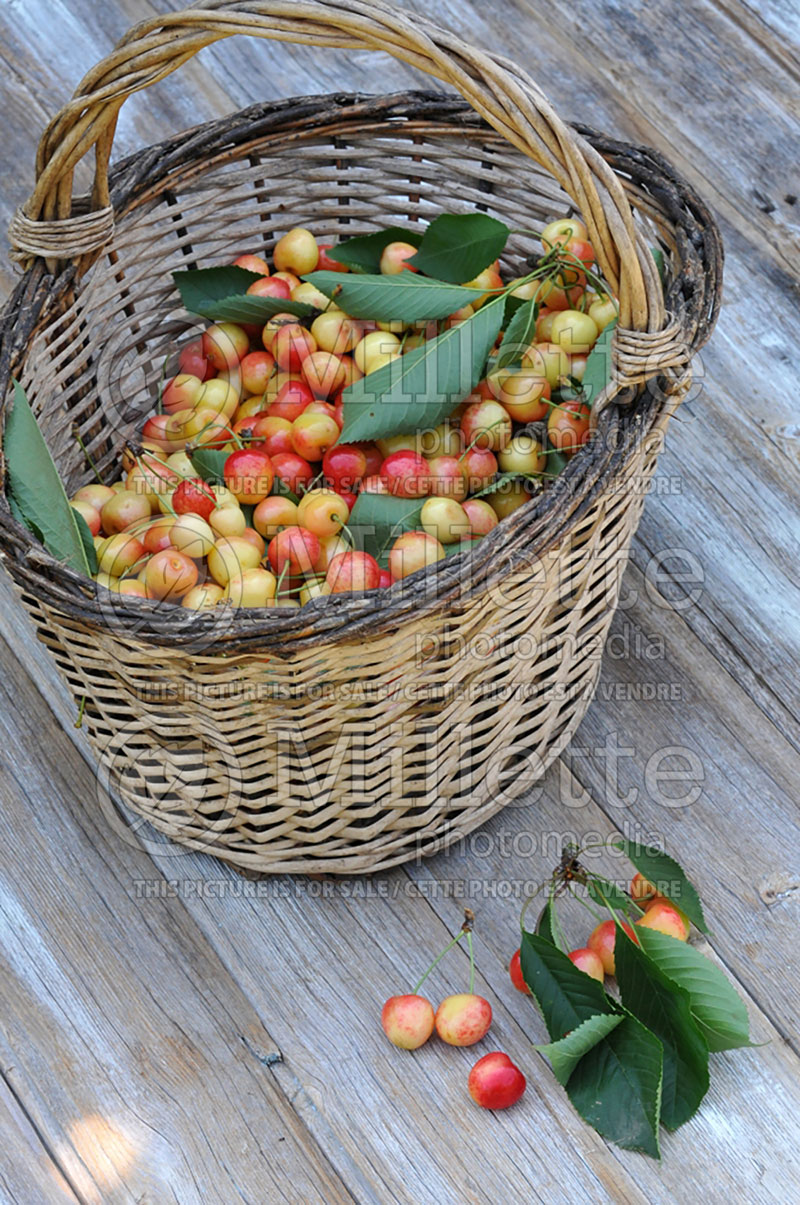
[71,219,615,608]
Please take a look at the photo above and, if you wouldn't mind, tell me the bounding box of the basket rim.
[0,90,723,657]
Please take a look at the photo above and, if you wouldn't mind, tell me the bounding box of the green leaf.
[580,319,617,407]
[4,381,91,576]
[537,1013,624,1086]
[566,1010,663,1158]
[325,228,422,273]
[340,299,504,443]
[635,929,751,1052]
[304,271,484,322]
[73,508,98,575]
[521,932,662,1157]
[535,898,558,946]
[409,213,510,283]
[613,840,708,933]
[651,246,666,288]
[546,448,569,477]
[587,877,638,917]
[519,931,613,1041]
[615,923,709,1129]
[172,267,314,321]
[190,448,228,485]
[495,298,539,370]
[272,477,301,505]
[347,493,424,560]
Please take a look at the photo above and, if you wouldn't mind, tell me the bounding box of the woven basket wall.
[0,3,721,874]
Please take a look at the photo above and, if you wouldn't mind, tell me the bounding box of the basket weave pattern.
[0,4,721,874]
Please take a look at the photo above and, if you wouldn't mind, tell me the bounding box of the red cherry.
[178,337,214,381]
[267,526,321,575]
[378,569,392,589]
[317,244,349,273]
[509,949,531,994]
[271,451,315,496]
[468,1052,526,1110]
[172,477,217,521]
[381,450,430,498]
[223,447,274,504]
[352,441,384,478]
[269,380,315,423]
[246,276,291,300]
[326,550,381,593]
[322,444,368,493]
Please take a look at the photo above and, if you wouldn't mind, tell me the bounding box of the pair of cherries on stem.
[381,912,526,1110]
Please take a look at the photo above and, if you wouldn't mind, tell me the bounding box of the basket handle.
[10,0,671,338]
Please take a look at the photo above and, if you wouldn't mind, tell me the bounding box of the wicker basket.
[0,1,721,874]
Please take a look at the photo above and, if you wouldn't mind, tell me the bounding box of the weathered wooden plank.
[0,635,356,1205]
[561,561,800,1042]
[403,791,800,1205]
[0,1077,81,1205]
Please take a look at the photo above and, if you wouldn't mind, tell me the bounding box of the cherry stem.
[466,930,475,995]
[411,930,468,995]
[567,882,605,923]
[74,428,104,484]
[274,561,291,596]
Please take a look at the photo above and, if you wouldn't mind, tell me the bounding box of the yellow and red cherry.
[267,526,321,576]
[423,454,468,500]
[145,549,198,601]
[322,444,367,493]
[460,399,512,451]
[381,995,435,1050]
[233,252,270,276]
[223,447,274,504]
[509,949,531,994]
[381,450,430,498]
[178,337,213,381]
[461,446,498,492]
[498,371,551,423]
[269,379,314,422]
[291,410,340,461]
[172,477,217,522]
[547,400,591,454]
[462,498,498,536]
[271,451,315,495]
[247,276,291,301]
[253,495,298,539]
[388,531,445,580]
[251,414,294,457]
[273,227,319,275]
[434,994,492,1046]
[273,323,317,374]
[567,948,605,981]
[326,550,381,593]
[202,323,249,372]
[379,241,419,274]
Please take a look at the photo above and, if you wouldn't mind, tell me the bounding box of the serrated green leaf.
[340,299,504,443]
[519,931,613,1041]
[304,271,484,322]
[4,381,91,576]
[651,246,666,288]
[635,929,751,1052]
[172,266,314,322]
[73,508,98,575]
[409,213,509,283]
[613,840,708,933]
[615,923,709,1129]
[495,298,539,370]
[536,1013,624,1086]
[535,898,558,946]
[587,877,638,917]
[347,493,424,560]
[522,931,662,1157]
[190,448,228,485]
[566,1010,663,1158]
[580,319,617,407]
[326,228,422,273]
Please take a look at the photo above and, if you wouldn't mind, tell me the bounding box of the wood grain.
[0,1076,80,1205]
[0,633,355,1205]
